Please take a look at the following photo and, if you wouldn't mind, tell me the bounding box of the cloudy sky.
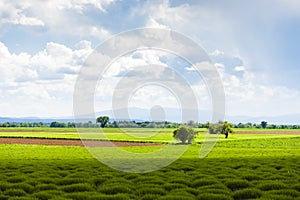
[1,0,300,120]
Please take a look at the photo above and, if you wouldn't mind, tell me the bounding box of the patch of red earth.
[0,138,163,147]
[236,131,300,135]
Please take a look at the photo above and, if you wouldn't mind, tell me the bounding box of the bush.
[12,183,34,194]
[197,193,233,200]
[0,182,11,192]
[3,189,26,197]
[33,191,54,200]
[224,180,250,191]
[163,183,187,191]
[58,178,87,185]
[232,188,262,199]
[0,194,8,200]
[192,179,219,188]
[135,187,166,196]
[7,176,26,183]
[257,181,287,191]
[140,194,161,200]
[266,189,300,198]
[89,193,131,200]
[60,183,94,193]
[98,184,132,195]
[35,183,58,191]
[241,174,261,181]
[158,195,195,200]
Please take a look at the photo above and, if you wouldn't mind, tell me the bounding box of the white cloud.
[0,0,112,39]
[0,0,44,26]
[0,41,93,117]
[234,66,246,72]
[56,0,114,13]
[210,49,225,57]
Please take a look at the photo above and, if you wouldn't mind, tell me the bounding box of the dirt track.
[0,138,163,147]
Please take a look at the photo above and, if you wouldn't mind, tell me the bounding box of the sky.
[0,0,300,120]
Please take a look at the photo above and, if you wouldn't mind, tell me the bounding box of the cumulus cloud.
[0,41,93,117]
[0,0,112,39]
[0,0,44,26]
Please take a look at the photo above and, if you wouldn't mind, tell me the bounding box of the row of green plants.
[0,135,299,199]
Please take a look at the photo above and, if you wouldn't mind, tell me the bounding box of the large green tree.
[261,121,267,129]
[173,126,197,144]
[208,121,233,138]
[96,116,110,128]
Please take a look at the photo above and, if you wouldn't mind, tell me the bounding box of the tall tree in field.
[208,121,233,138]
[173,126,197,144]
[96,116,110,128]
[261,121,267,129]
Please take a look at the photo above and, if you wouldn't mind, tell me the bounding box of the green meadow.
[0,128,299,199]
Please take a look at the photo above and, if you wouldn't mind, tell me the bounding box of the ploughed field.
[0,128,299,199]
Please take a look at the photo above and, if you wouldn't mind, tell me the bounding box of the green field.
[0,128,299,199]
[0,127,299,143]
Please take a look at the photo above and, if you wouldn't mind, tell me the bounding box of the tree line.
[1,117,300,129]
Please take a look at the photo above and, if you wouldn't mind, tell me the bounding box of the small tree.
[96,116,109,128]
[208,121,233,138]
[261,121,267,129]
[173,126,197,144]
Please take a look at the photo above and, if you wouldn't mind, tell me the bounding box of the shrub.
[293,183,300,192]
[192,179,219,188]
[89,193,131,200]
[163,183,187,191]
[58,178,87,185]
[241,174,261,181]
[0,182,11,192]
[266,189,300,198]
[200,188,231,195]
[98,184,132,195]
[197,193,233,200]
[33,191,54,200]
[0,194,8,200]
[169,178,191,186]
[232,188,262,199]
[224,180,250,191]
[12,183,34,194]
[136,187,166,196]
[257,181,287,191]
[158,195,195,200]
[37,178,55,184]
[140,194,161,200]
[60,183,94,193]
[7,176,26,183]
[3,189,26,197]
[35,183,58,191]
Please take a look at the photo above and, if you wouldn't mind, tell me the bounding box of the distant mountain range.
[1,107,300,124]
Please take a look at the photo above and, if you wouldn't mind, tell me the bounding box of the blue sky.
[0,0,300,120]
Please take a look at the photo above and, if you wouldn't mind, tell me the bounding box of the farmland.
[0,128,299,199]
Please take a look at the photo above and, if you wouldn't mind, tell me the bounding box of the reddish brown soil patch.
[236,131,300,135]
[0,138,163,147]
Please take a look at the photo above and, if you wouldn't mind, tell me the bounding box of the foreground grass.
[0,134,300,199]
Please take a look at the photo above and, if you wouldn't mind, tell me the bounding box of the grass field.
[0,127,299,143]
[0,128,299,199]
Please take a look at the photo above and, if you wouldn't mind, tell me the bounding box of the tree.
[173,126,197,144]
[261,121,267,129]
[96,116,109,128]
[208,121,233,138]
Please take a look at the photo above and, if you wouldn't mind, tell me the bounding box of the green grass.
[0,127,299,145]
[0,128,299,199]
